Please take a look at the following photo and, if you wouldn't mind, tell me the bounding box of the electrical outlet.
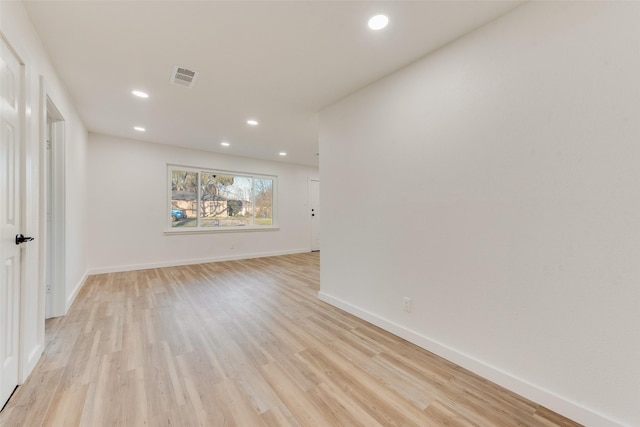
[403,297,412,313]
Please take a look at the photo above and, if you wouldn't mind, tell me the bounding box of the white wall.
[0,2,89,379]
[87,133,318,273]
[319,2,640,426]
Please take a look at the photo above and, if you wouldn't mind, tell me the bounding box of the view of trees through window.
[170,167,274,228]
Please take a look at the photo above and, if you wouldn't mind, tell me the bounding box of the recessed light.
[132,90,149,98]
[279,152,287,156]
[368,14,389,31]
[221,141,230,147]
[134,126,146,132]
[247,119,259,126]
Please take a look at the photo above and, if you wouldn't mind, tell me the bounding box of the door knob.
[15,234,34,245]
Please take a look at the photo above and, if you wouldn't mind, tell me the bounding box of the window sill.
[164,226,280,235]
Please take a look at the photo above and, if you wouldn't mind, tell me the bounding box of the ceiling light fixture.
[132,90,149,98]
[368,14,389,31]
[134,126,146,132]
[279,152,287,156]
[221,141,230,147]
[247,119,259,126]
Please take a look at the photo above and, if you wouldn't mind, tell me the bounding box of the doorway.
[42,96,65,319]
[309,179,320,251]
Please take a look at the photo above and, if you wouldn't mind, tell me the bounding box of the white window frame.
[165,164,279,234]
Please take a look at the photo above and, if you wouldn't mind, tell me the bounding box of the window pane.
[254,178,273,225]
[170,170,197,227]
[200,173,252,227]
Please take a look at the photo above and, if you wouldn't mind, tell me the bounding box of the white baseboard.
[66,272,89,312]
[87,248,312,275]
[317,291,623,427]
[20,343,44,383]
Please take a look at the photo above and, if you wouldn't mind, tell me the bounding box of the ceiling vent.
[170,66,198,88]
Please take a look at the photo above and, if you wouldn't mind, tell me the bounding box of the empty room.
[0,1,638,426]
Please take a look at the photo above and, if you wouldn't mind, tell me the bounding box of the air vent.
[170,66,198,88]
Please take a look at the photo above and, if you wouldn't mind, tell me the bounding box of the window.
[168,165,276,231]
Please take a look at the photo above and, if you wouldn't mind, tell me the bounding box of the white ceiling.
[24,0,522,167]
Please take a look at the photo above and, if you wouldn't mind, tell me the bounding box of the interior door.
[0,37,22,409]
[310,179,320,251]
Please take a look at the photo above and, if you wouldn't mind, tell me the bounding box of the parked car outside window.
[171,209,187,221]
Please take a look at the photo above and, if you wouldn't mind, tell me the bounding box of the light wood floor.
[0,253,581,426]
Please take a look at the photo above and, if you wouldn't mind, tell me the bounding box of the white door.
[0,37,23,408]
[310,179,320,251]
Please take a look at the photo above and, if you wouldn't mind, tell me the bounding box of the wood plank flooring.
[0,253,581,426]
